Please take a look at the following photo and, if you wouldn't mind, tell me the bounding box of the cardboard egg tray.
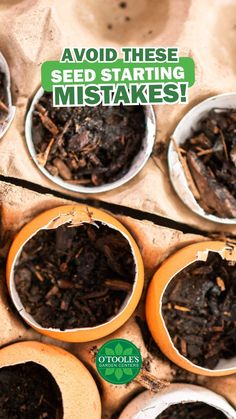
[0,1,236,418]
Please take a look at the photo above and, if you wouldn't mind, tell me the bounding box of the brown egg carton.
[0,180,235,418]
[0,0,236,417]
[0,0,235,234]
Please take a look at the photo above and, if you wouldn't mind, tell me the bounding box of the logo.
[96,338,142,384]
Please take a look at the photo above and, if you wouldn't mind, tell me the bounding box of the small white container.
[25,87,156,194]
[168,93,236,225]
[0,52,16,139]
[119,383,236,419]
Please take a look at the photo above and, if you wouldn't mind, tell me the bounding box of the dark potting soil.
[0,71,8,121]
[0,362,63,419]
[162,252,236,369]
[14,222,135,329]
[156,402,227,419]
[32,92,146,186]
[179,108,236,218]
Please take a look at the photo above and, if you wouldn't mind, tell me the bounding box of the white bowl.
[119,383,236,418]
[25,87,156,194]
[168,93,236,225]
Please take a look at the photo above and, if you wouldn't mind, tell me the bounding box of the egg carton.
[0,0,235,235]
[0,0,236,417]
[0,180,235,417]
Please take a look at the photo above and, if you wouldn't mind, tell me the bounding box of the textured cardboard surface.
[0,0,235,233]
[0,1,236,417]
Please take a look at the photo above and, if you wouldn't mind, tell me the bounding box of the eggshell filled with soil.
[25,88,156,193]
[6,204,144,342]
[0,52,15,139]
[146,241,236,376]
[0,340,101,418]
[168,93,236,225]
[119,383,236,418]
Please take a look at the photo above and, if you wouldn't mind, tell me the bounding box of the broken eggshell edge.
[6,204,144,342]
[145,241,236,376]
[0,52,16,139]
[25,87,156,194]
[0,340,101,418]
[118,383,236,419]
[168,92,236,225]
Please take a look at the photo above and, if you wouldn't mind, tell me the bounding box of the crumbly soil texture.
[0,71,8,122]
[162,252,236,369]
[32,92,146,187]
[15,222,135,330]
[180,108,236,218]
[0,362,63,419]
[157,402,226,419]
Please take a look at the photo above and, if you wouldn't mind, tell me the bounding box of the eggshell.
[168,93,236,225]
[0,52,15,139]
[25,87,156,194]
[118,383,236,418]
[6,204,144,342]
[0,340,101,418]
[146,241,236,376]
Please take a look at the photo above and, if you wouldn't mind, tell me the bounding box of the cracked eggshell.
[146,241,236,376]
[0,52,16,139]
[25,87,156,194]
[168,93,236,225]
[0,341,101,419]
[118,383,236,419]
[6,204,144,342]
